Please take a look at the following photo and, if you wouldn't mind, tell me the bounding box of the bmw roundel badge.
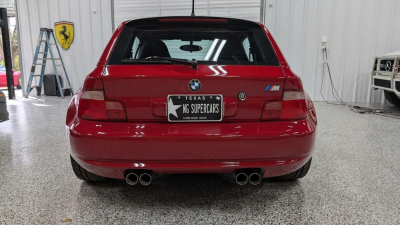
[189,79,201,92]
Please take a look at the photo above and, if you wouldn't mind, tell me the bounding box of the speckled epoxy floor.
[1,90,400,224]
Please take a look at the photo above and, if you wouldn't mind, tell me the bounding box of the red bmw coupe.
[66,17,317,186]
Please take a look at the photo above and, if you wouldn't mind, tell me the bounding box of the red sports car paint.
[66,17,317,181]
[0,69,21,88]
[69,117,315,179]
[97,21,126,66]
[102,65,285,121]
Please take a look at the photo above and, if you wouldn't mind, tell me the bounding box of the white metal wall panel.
[160,0,209,17]
[209,0,260,22]
[113,0,161,27]
[16,0,113,94]
[263,0,400,103]
[113,0,261,28]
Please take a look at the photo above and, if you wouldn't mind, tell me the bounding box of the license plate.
[167,95,223,122]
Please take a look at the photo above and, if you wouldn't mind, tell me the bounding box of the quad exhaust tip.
[139,173,152,186]
[235,171,262,186]
[128,171,258,186]
[248,173,262,186]
[126,173,139,186]
[236,173,248,185]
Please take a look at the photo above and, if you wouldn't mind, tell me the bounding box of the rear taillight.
[77,90,127,121]
[66,95,77,125]
[261,91,308,121]
[68,95,77,110]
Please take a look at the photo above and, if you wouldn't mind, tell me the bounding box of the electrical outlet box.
[321,36,328,44]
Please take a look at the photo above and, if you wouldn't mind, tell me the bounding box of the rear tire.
[70,155,107,181]
[384,91,400,107]
[274,158,312,181]
[16,75,22,89]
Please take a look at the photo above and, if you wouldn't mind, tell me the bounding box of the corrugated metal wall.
[17,0,400,103]
[113,0,261,28]
[16,0,113,94]
[263,0,400,103]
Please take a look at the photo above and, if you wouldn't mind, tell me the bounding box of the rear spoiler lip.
[159,18,228,23]
[124,16,261,28]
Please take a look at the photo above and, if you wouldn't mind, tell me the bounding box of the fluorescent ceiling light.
[204,39,219,60]
[213,40,227,62]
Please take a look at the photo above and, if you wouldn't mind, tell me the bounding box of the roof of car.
[384,50,400,57]
[124,16,261,28]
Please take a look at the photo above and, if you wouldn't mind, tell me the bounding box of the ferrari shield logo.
[54,21,74,50]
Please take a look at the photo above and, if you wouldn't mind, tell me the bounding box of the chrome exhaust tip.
[248,173,262,186]
[139,173,152,186]
[236,173,248,185]
[126,173,139,186]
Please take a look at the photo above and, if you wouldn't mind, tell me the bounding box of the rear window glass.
[109,21,279,66]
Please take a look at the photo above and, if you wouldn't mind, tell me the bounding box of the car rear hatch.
[102,17,285,122]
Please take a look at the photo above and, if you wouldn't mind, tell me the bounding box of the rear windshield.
[109,20,279,66]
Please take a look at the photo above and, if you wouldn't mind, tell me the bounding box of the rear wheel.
[16,75,22,89]
[70,155,107,181]
[384,91,400,107]
[274,158,312,181]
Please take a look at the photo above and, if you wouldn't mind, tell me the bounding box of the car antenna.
[191,0,195,16]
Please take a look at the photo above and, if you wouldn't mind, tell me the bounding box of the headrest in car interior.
[138,40,171,59]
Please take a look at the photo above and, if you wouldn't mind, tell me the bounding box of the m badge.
[265,85,280,91]
[54,21,74,50]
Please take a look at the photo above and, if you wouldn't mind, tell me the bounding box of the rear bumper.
[67,117,316,179]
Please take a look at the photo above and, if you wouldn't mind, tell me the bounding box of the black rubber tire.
[16,75,22,89]
[384,91,400,107]
[274,158,312,181]
[70,155,107,181]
